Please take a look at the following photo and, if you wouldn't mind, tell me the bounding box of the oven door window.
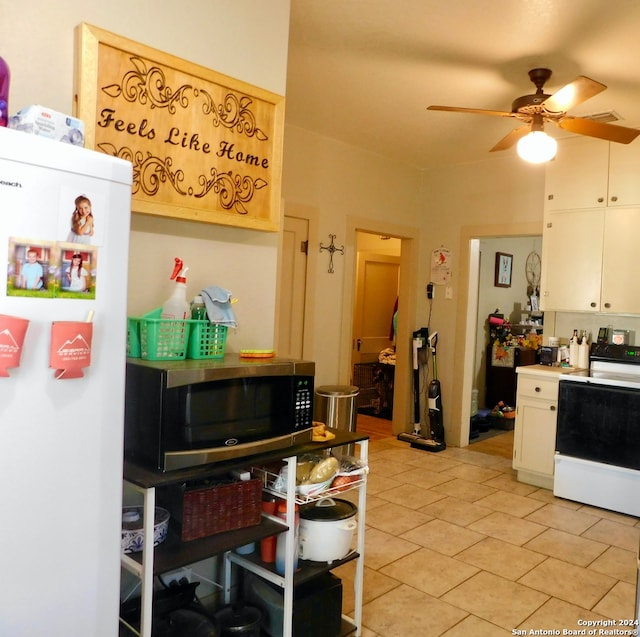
[557,381,640,471]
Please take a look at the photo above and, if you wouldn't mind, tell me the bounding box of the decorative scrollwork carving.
[102,56,269,140]
[195,170,267,214]
[97,143,268,215]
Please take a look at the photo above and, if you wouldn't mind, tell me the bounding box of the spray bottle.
[569,329,579,368]
[578,330,590,369]
[161,257,190,319]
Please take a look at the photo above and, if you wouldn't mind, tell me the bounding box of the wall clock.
[526,251,541,296]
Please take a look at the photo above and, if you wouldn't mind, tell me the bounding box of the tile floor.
[335,431,640,637]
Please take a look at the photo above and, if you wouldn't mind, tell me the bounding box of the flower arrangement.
[490,319,542,353]
[490,320,514,347]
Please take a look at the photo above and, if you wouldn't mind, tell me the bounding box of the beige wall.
[282,125,423,387]
[419,158,547,444]
[281,124,554,444]
[2,0,291,351]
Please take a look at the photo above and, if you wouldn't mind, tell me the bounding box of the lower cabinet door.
[514,397,557,477]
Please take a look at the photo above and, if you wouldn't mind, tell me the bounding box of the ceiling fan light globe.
[517,131,558,163]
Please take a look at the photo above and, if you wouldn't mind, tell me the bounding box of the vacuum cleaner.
[397,329,446,452]
[398,328,426,440]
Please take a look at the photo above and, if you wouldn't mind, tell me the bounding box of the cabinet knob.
[590,302,597,308]
[550,405,556,412]
[547,194,554,200]
[611,196,618,202]
[535,386,541,392]
[597,197,604,203]
[604,302,611,308]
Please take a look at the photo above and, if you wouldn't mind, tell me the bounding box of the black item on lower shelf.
[470,413,491,434]
[243,571,343,637]
[120,581,219,637]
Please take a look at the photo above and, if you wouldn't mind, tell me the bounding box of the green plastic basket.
[139,308,192,361]
[187,320,228,359]
[126,317,142,358]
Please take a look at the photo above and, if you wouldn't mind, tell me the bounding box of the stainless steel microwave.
[124,355,314,471]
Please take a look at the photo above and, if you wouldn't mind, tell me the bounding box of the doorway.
[351,233,400,422]
[456,226,543,447]
[339,216,419,437]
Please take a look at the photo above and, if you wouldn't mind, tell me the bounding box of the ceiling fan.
[428,68,640,156]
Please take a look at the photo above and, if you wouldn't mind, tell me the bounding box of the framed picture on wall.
[494,252,513,288]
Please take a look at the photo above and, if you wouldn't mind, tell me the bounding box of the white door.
[352,252,399,364]
[277,216,309,358]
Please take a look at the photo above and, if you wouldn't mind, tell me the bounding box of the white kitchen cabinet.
[540,206,640,314]
[540,208,603,312]
[513,365,565,489]
[601,207,640,314]
[545,137,640,211]
[544,137,609,211]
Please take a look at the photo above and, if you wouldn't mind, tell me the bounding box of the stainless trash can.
[314,385,359,455]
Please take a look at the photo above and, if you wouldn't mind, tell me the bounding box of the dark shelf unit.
[125,517,287,575]
[485,344,537,409]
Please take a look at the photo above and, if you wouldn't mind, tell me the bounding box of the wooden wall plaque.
[74,23,284,231]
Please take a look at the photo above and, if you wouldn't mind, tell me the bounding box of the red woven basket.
[179,479,262,542]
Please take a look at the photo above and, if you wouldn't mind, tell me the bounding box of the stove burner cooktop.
[561,343,640,390]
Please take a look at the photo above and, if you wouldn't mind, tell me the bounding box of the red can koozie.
[0,314,29,377]
[50,321,93,379]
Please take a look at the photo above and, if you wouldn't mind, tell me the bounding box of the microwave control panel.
[294,377,314,429]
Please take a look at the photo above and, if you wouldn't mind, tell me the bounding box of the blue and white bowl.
[121,506,170,554]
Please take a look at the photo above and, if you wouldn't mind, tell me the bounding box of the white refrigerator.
[0,127,132,636]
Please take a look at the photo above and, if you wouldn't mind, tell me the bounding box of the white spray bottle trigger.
[170,257,184,280]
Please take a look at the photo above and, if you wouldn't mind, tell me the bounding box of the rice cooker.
[298,498,357,563]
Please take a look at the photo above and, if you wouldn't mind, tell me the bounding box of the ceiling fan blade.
[542,76,606,113]
[427,105,516,118]
[557,117,640,144]
[490,124,531,152]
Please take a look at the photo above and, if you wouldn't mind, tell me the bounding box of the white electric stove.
[555,343,640,518]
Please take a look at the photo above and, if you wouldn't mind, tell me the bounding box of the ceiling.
[285,0,640,171]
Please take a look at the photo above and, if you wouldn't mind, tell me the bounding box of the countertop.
[516,364,586,377]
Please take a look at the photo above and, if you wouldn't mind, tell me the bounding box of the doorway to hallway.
[351,232,400,422]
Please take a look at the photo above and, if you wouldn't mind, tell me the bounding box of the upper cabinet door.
[540,208,604,312]
[607,142,640,207]
[544,137,609,211]
[601,207,640,314]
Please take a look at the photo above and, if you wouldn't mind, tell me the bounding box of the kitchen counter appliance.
[555,342,640,516]
[125,356,314,471]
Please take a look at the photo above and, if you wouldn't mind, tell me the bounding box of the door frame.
[452,222,543,447]
[339,215,419,435]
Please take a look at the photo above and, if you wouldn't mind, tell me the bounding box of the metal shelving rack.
[120,430,368,637]
[226,439,368,636]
